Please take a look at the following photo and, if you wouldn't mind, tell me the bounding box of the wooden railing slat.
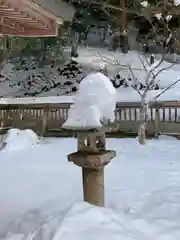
[0,100,180,136]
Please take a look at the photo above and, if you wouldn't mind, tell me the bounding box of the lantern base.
[68,150,116,169]
[68,150,116,207]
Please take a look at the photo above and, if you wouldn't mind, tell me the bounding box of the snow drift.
[0,138,180,239]
[49,202,147,240]
[3,202,148,240]
[0,129,40,152]
[62,72,117,129]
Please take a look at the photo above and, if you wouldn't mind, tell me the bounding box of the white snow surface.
[2,47,180,103]
[3,86,180,105]
[0,129,40,152]
[0,132,180,239]
[2,47,180,100]
[62,72,116,129]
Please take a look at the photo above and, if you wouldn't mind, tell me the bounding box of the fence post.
[41,105,49,137]
[0,109,4,129]
[154,105,160,138]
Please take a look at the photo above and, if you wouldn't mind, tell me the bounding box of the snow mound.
[4,202,148,240]
[0,129,40,152]
[156,135,177,140]
[62,72,117,129]
[49,202,148,240]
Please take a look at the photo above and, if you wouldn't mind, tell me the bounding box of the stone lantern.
[67,127,116,207]
[62,72,117,207]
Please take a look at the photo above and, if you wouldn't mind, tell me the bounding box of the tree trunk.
[103,26,107,42]
[138,101,148,145]
[120,33,129,53]
[111,33,119,51]
[0,36,12,71]
[138,122,146,145]
[71,39,79,58]
[119,0,129,53]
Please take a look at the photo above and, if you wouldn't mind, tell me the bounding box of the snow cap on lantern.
[62,72,117,130]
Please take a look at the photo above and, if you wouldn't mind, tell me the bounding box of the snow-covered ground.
[1,47,180,100]
[1,87,180,104]
[0,130,180,239]
[1,47,180,240]
[73,47,180,86]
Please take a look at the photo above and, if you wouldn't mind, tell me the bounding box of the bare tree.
[128,54,176,144]
[98,51,179,144]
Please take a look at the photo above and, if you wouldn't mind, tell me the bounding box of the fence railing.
[0,101,180,137]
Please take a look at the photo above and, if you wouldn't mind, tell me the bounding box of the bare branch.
[128,65,143,96]
[138,55,148,73]
[150,54,167,73]
[154,78,180,100]
[144,53,167,88]
[152,62,175,80]
[96,50,177,102]
[97,51,146,97]
[103,3,122,11]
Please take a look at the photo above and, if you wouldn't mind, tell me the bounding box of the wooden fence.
[0,101,180,137]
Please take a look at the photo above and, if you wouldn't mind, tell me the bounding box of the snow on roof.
[62,72,117,129]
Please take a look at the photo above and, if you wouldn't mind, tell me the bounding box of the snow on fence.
[0,101,180,136]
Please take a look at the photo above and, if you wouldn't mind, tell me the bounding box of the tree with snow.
[69,0,180,52]
[98,50,180,144]
[95,0,180,144]
[135,0,180,53]
[129,55,176,144]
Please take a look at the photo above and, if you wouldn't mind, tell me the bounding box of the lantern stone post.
[67,128,116,207]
